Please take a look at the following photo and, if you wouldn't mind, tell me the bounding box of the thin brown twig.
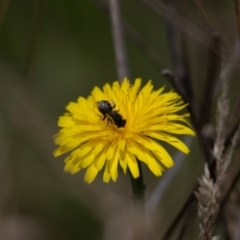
[194,0,217,31]
[194,0,233,66]
[161,193,195,240]
[108,0,129,80]
[141,0,240,74]
[161,69,197,127]
[141,0,211,50]
[199,32,221,130]
[222,141,240,205]
[165,0,194,105]
[227,96,240,128]
[196,33,221,168]
[176,201,197,240]
[94,0,165,69]
[175,0,195,120]
[179,19,193,103]
[234,0,240,43]
[165,0,181,69]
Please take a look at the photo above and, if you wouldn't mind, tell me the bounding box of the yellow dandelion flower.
[53,78,195,183]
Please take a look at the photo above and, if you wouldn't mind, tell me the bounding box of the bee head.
[97,100,114,115]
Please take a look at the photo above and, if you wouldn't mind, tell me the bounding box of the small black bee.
[97,100,126,128]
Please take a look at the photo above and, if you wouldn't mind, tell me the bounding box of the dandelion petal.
[126,151,139,178]
[84,165,99,183]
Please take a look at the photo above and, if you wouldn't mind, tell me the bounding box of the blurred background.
[0,0,239,239]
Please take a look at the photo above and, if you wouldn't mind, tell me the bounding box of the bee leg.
[100,115,106,121]
[105,118,110,127]
[109,116,118,128]
[110,100,116,109]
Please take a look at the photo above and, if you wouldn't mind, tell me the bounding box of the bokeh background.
[0,0,238,239]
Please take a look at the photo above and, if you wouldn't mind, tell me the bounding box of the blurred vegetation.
[0,0,239,239]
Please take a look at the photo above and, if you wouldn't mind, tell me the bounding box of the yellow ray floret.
[53,78,195,183]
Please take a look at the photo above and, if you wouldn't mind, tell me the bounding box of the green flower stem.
[129,161,145,204]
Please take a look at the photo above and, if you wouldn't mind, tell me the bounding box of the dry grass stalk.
[195,62,240,240]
